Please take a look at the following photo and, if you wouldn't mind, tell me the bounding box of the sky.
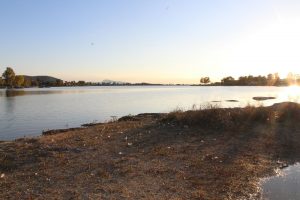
[1,0,300,84]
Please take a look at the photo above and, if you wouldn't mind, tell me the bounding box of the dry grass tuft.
[163,102,300,130]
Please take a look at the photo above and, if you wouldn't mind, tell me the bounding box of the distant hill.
[23,76,62,83]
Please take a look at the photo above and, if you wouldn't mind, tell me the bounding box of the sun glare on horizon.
[219,10,300,81]
[279,85,300,103]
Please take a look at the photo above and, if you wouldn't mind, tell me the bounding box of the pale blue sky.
[1,0,300,83]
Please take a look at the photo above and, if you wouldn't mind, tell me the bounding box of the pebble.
[0,173,5,178]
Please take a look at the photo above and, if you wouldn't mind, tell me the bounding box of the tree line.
[1,67,25,88]
[2,67,299,88]
[200,73,300,86]
[1,67,64,88]
[0,67,162,88]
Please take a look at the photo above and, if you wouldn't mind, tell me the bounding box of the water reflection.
[0,87,172,97]
[0,89,74,97]
[0,86,300,140]
[4,94,16,114]
[262,163,300,200]
[278,86,300,103]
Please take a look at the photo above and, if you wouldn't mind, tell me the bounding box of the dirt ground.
[1,103,300,200]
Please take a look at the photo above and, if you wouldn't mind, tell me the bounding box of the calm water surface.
[0,86,299,140]
[262,163,300,200]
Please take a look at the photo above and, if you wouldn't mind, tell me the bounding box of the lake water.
[1,86,300,140]
[261,163,300,200]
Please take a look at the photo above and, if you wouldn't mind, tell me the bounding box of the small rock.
[0,173,5,178]
[127,143,133,146]
[119,152,123,155]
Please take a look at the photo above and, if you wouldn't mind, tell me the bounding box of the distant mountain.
[23,76,62,83]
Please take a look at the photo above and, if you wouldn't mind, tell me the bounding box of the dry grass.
[1,102,300,199]
[163,102,300,130]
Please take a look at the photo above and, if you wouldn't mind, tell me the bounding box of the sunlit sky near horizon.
[1,0,300,84]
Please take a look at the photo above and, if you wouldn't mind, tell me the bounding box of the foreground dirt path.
[1,104,300,200]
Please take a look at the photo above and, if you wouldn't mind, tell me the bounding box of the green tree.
[14,75,25,87]
[23,78,32,87]
[31,80,39,87]
[267,74,273,81]
[274,73,280,86]
[2,67,16,88]
[200,77,210,85]
[238,76,247,85]
[56,79,64,86]
[0,77,3,87]
[267,74,274,85]
[221,76,235,85]
[77,81,86,86]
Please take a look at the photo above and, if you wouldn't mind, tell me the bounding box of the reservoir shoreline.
[1,86,299,140]
[1,102,300,199]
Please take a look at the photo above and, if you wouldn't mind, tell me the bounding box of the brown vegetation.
[1,103,300,199]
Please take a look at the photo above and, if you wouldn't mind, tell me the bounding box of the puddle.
[261,163,300,200]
